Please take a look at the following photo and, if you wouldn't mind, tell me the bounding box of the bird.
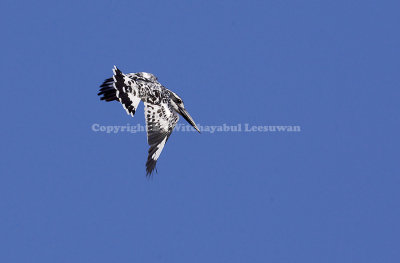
[98,66,200,176]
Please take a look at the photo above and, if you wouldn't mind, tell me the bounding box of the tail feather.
[98,66,141,117]
[98,77,117,101]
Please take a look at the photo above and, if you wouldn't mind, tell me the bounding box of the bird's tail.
[98,66,124,102]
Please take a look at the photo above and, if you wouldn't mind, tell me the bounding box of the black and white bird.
[98,66,200,176]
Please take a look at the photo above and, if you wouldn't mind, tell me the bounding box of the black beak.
[179,107,200,133]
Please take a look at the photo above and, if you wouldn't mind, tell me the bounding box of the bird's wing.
[144,102,179,176]
[98,66,141,117]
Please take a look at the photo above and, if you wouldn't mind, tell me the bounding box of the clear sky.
[1,0,399,262]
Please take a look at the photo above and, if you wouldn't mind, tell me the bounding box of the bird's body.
[98,66,200,176]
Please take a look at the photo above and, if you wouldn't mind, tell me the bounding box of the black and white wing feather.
[98,66,141,117]
[144,102,179,175]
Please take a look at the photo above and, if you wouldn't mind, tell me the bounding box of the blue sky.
[1,0,399,262]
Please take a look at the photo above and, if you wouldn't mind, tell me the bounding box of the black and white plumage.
[98,66,200,176]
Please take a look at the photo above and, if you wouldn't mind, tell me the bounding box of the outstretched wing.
[144,102,179,176]
[98,66,141,117]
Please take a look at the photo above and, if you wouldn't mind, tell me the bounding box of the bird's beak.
[179,107,200,133]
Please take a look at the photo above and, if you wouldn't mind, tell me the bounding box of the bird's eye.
[177,99,182,103]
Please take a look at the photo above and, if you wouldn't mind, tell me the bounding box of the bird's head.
[170,91,200,133]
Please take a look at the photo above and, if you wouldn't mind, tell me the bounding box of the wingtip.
[112,65,120,75]
[145,160,157,177]
[146,167,158,177]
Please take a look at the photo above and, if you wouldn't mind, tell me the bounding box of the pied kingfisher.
[98,66,200,176]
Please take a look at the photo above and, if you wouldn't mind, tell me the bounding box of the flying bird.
[98,66,200,176]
